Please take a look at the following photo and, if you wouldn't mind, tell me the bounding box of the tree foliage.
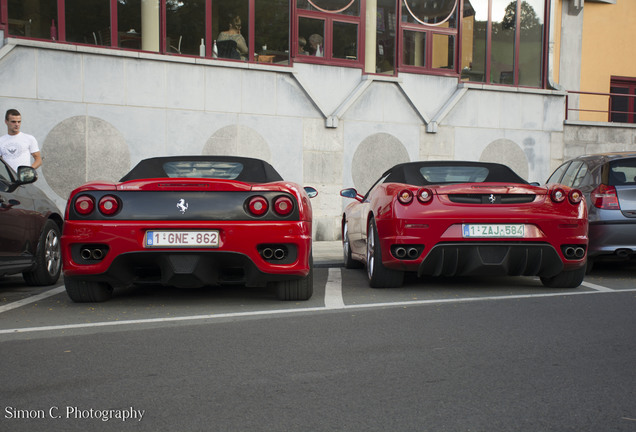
[501,1,541,31]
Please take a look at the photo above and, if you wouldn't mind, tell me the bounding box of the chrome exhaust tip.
[395,247,407,258]
[407,248,419,258]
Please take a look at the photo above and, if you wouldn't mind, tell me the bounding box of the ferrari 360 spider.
[340,161,588,289]
[62,156,317,302]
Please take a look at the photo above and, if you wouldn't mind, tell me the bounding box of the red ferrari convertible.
[62,156,317,302]
[340,161,588,289]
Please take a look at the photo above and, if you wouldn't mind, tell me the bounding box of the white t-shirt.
[0,132,39,172]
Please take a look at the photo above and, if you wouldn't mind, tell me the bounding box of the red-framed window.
[459,0,548,87]
[0,0,552,89]
[398,0,459,75]
[610,77,636,124]
[1,0,292,65]
[294,0,363,67]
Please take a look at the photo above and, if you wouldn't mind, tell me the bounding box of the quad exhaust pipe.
[393,246,422,260]
[261,247,287,261]
[563,246,585,259]
[80,247,105,261]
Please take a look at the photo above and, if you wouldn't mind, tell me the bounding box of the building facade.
[0,0,633,240]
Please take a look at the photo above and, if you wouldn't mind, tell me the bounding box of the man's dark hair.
[5,109,21,120]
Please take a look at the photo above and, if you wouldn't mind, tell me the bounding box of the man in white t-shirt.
[0,109,42,173]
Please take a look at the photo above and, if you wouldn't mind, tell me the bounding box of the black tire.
[23,220,62,286]
[540,265,586,288]
[343,219,363,269]
[367,218,404,288]
[64,276,114,302]
[585,257,595,274]
[273,256,313,301]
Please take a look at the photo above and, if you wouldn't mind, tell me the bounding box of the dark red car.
[62,156,317,302]
[340,161,588,289]
[0,160,63,286]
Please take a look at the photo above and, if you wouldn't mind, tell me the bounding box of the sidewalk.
[313,241,343,268]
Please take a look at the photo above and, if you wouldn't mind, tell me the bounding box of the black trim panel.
[68,191,299,221]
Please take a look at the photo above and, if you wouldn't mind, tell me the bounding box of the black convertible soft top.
[383,161,528,186]
[120,156,284,183]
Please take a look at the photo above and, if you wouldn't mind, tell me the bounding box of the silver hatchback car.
[547,152,636,269]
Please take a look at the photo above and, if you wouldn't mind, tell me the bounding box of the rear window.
[162,161,244,179]
[420,166,490,183]
[609,159,636,186]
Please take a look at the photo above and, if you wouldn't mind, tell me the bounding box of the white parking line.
[0,285,65,314]
[324,268,345,309]
[2,288,636,336]
[581,281,615,292]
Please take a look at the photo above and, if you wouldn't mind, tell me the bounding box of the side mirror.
[340,188,363,202]
[304,186,318,198]
[5,166,37,192]
[17,166,37,184]
[340,188,358,198]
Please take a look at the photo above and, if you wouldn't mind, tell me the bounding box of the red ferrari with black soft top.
[62,156,317,302]
[340,161,588,289]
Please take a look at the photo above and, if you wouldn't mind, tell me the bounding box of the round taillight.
[397,189,413,205]
[273,196,294,216]
[551,188,566,203]
[417,188,433,203]
[568,189,583,204]
[98,195,119,216]
[74,195,95,215]
[248,196,268,216]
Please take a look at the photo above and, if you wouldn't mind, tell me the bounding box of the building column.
[559,0,584,119]
[365,0,377,73]
[142,0,160,52]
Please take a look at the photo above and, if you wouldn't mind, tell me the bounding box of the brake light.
[98,195,120,216]
[273,196,293,216]
[74,195,95,215]
[248,196,268,216]
[417,188,433,203]
[568,189,583,204]
[398,189,413,205]
[550,187,566,203]
[591,184,620,210]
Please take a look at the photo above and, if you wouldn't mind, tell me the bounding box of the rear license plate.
[145,230,219,248]
[462,224,525,238]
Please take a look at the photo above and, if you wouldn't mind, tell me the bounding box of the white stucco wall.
[0,39,568,240]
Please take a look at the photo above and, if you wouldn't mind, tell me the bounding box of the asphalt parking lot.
[1,242,635,337]
[2,242,636,432]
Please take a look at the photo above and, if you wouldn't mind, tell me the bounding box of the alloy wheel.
[367,220,375,280]
[45,229,62,277]
[343,221,351,259]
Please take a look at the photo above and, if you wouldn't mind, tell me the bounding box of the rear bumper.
[62,220,312,287]
[375,217,587,275]
[588,221,636,257]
